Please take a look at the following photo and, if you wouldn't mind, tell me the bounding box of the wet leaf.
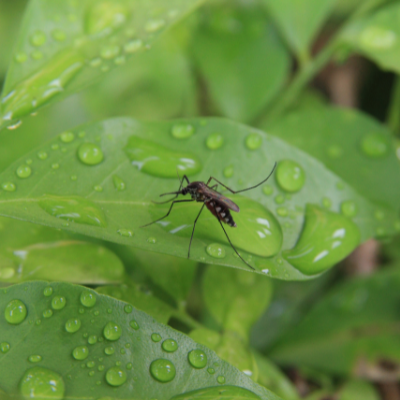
[0,0,204,128]
[192,1,290,122]
[269,269,400,378]
[0,217,124,284]
[0,281,280,400]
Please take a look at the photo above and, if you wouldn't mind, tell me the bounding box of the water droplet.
[52,29,66,41]
[274,195,285,204]
[151,333,162,342]
[130,320,139,330]
[217,375,225,384]
[262,185,273,196]
[60,131,74,143]
[31,50,43,60]
[207,368,215,374]
[360,26,397,50]
[100,45,120,60]
[150,359,176,382]
[276,160,305,193]
[223,165,234,178]
[85,2,129,35]
[171,124,195,139]
[103,322,122,341]
[51,163,60,170]
[126,362,133,370]
[206,133,224,150]
[2,182,16,192]
[15,52,28,63]
[0,342,10,353]
[5,299,27,324]
[341,201,358,217]
[43,309,53,318]
[124,39,143,54]
[327,145,343,159]
[30,31,47,47]
[374,209,385,220]
[94,185,103,192]
[162,339,178,353]
[206,243,226,259]
[87,361,95,368]
[113,175,126,191]
[28,355,42,363]
[51,143,60,151]
[322,197,332,209]
[72,346,89,360]
[79,291,96,309]
[146,236,157,244]
[16,166,31,179]
[284,205,360,275]
[125,136,202,178]
[117,228,133,237]
[20,367,65,400]
[124,305,133,314]
[51,296,66,310]
[39,194,107,227]
[145,19,166,32]
[77,143,104,165]
[37,151,48,160]
[98,365,105,371]
[65,318,81,333]
[361,132,389,158]
[26,159,33,165]
[245,133,262,150]
[188,349,207,369]
[276,207,288,217]
[88,335,98,345]
[104,346,115,355]
[106,367,126,387]
[43,287,53,296]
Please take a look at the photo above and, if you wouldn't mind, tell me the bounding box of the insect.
[141,162,277,270]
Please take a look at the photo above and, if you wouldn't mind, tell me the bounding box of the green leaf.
[269,269,400,378]
[0,0,204,127]
[0,117,396,280]
[340,2,400,73]
[262,0,335,61]
[0,281,280,400]
[268,107,400,213]
[0,217,124,284]
[202,266,273,340]
[339,380,380,400]
[192,1,290,122]
[96,283,174,324]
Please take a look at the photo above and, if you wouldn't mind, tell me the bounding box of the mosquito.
[141,162,277,270]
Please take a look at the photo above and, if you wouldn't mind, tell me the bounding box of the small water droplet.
[51,296,66,310]
[223,165,234,178]
[150,359,176,382]
[43,287,53,296]
[106,367,126,387]
[88,370,95,377]
[87,361,95,368]
[361,132,389,158]
[72,346,89,360]
[28,355,42,363]
[104,346,115,355]
[245,133,262,150]
[52,29,66,41]
[341,200,358,217]
[70,175,77,181]
[117,228,133,237]
[113,175,126,191]
[51,144,60,151]
[124,305,133,314]
[60,131,75,143]
[217,375,225,384]
[2,182,16,192]
[126,362,133,370]
[6,120,23,130]
[129,320,139,330]
[26,159,33,165]
[207,367,215,374]
[100,45,120,60]
[276,207,288,217]
[78,143,104,165]
[94,185,103,192]
[0,342,10,353]
[327,145,343,159]
[43,309,53,318]
[145,19,165,33]
[374,209,385,220]
[80,291,96,307]
[124,39,143,54]
[51,163,60,170]
[162,339,178,353]
[15,52,28,63]
[65,318,81,333]
[206,133,224,150]
[88,335,98,345]
[98,365,105,371]
[206,243,226,259]
[322,197,332,209]
[31,50,43,60]
[30,31,47,47]
[171,124,195,139]
[147,236,157,244]
[276,160,305,193]
[37,151,48,160]
[5,299,27,324]
[103,322,122,341]
[274,194,285,204]
[151,333,162,342]
[188,349,207,369]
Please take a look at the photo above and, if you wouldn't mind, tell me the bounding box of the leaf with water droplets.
[269,269,400,377]
[0,281,280,400]
[0,0,205,128]
[0,117,396,280]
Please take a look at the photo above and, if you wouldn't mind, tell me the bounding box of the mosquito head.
[181,186,189,196]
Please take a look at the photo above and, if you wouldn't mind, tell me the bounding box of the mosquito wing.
[204,186,240,212]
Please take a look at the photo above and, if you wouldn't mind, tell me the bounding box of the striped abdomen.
[206,200,237,227]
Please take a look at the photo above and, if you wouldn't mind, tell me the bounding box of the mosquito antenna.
[176,167,183,186]
[234,162,277,194]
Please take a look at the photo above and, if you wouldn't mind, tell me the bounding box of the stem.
[171,309,203,330]
[387,76,400,136]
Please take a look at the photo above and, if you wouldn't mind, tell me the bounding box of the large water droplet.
[103,322,122,341]
[188,349,207,369]
[162,339,178,353]
[72,346,89,360]
[85,2,129,35]
[39,194,107,227]
[20,367,65,400]
[5,299,27,324]
[30,31,47,47]
[276,160,305,193]
[125,136,202,178]
[150,359,176,382]
[113,175,126,191]
[284,205,360,275]
[65,318,81,333]
[360,132,389,158]
[206,244,226,259]
[77,143,104,165]
[80,291,96,307]
[106,367,127,387]
[16,165,32,179]
[51,296,66,310]
[206,133,224,150]
[171,124,195,139]
[245,133,262,150]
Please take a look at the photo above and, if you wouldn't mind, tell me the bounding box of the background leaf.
[192,1,290,122]
[0,117,397,280]
[0,281,280,400]
[0,0,204,127]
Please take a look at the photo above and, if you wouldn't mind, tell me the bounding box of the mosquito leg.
[188,203,206,259]
[212,203,255,271]
[141,199,194,228]
[206,162,277,194]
